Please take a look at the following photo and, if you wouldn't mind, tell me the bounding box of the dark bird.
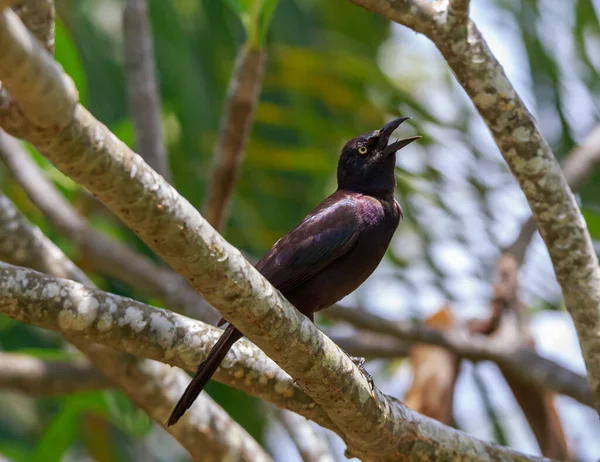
[166,117,420,426]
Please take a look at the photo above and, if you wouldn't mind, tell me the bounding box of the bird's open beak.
[376,117,421,156]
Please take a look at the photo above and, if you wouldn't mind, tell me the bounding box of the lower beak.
[381,136,421,156]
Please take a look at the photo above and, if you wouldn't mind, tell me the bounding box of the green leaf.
[224,0,277,46]
[31,402,79,462]
[257,0,279,44]
[54,18,87,106]
[582,207,600,240]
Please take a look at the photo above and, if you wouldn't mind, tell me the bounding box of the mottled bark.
[12,0,54,52]
[0,131,218,323]
[328,305,592,407]
[0,10,553,459]
[0,266,548,461]
[123,0,170,180]
[507,124,600,264]
[0,8,75,128]
[349,0,600,416]
[203,45,266,231]
[0,195,271,461]
[0,352,109,395]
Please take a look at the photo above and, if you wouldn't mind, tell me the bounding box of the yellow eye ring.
[358,146,368,155]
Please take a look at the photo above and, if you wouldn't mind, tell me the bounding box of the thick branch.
[123,0,170,180]
[0,8,75,128]
[350,0,600,416]
[0,264,548,461]
[507,124,600,264]
[12,0,54,52]
[0,10,552,459]
[0,195,270,461]
[0,130,218,323]
[447,0,470,26]
[203,45,266,231]
[327,305,592,407]
[0,352,109,395]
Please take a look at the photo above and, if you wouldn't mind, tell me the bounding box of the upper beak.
[376,117,421,156]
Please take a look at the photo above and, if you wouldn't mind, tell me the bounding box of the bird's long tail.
[166,323,241,426]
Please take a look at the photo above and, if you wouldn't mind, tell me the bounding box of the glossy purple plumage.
[166,117,418,427]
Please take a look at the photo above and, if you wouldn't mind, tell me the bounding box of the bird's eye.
[358,146,368,155]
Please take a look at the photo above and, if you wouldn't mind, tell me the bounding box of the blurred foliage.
[0,0,599,460]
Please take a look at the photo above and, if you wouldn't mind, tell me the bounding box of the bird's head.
[337,117,420,197]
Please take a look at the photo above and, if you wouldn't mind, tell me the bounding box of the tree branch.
[446,0,470,27]
[12,0,54,52]
[0,9,552,459]
[349,0,600,416]
[0,8,75,128]
[327,305,593,408]
[0,193,271,461]
[507,124,600,264]
[122,0,170,180]
[0,352,109,395]
[203,44,266,231]
[0,130,218,323]
[0,263,549,461]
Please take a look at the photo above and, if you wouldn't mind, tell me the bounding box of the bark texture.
[349,0,600,416]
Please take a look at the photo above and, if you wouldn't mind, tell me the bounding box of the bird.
[166,116,420,426]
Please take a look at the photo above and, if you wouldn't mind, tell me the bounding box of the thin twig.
[327,305,592,407]
[203,44,266,231]
[123,0,170,180]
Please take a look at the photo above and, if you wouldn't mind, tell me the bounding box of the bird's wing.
[256,194,363,293]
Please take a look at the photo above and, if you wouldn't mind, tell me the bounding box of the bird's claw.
[348,355,374,390]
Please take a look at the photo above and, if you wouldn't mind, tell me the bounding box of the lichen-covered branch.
[0,8,75,128]
[0,266,547,461]
[0,130,218,323]
[0,352,109,395]
[507,124,600,264]
[12,0,54,52]
[349,0,600,416]
[123,0,170,180]
[327,305,592,407]
[203,44,266,231]
[447,0,470,26]
[0,195,271,461]
[0,10,551,459]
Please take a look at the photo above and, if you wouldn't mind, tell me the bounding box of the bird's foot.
[347,355,374,390]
